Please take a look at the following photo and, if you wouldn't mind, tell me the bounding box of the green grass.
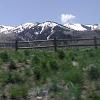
[0,48,100,99]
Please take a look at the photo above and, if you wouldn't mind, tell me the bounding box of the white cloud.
[61,14,76,24]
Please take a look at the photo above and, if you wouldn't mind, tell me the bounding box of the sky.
[0,0,100,26]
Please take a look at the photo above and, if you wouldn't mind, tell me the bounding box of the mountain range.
[0,21,100,41]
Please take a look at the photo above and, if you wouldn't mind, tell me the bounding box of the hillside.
[0,48,100,99]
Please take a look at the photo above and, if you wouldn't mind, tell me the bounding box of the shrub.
[0,70,9,85]
[7,71,26,84]
[33,66,41,81]
[89,92,100,100]
[0,51,9,62]
[24,67,33,76]
[49,60,59,71]
[0,58,3,65]
[24,50,30,57]
[13,51,25,63]
[57,50,65,60]
[95,82,100,90]
[40,61,50,73]
[88,65,100,80]
[87,50,95,57]
[8,60,17,70]
[64,69,83,84]
[50,83,61,93]
[31,55,40,65]
[64,82,82,100]
[10,84,28,99]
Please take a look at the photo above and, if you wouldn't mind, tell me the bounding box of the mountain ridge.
[0,21,100,34]
[0,21,100,41]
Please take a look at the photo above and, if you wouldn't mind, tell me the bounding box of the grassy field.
[0,48,100,100]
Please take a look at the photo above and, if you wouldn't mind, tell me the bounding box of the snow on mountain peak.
[64,23,87,31]
[38,21,57,28]
[86,24,100,30]
[38,21,58,34]
[0,22,100,35]
[0,25,14,34]
[13,23,36,33]
[21,23,35,28]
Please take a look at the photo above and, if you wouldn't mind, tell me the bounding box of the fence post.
[94,36,97,49]
[15,40,18,51]
[53,37,57,52]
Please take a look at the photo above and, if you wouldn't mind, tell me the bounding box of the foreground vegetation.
[0,48,100,100]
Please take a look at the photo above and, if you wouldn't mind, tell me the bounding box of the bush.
[87,50,96,57]
[41,61,48,72]
[24,50,30,57]
[0,51,9,62]
[12,51,25,63]
[50,83,61,93]
[49,60,59,71]
[31,55,40,65]
[57,50,65,60]
[89,92,100,100]
[0,70,9,85]
[95,82,100,90]
[64,69,83,84]
[10,84,28,99]
[41,61,47,69]
[7,71,26,84]
[24,67,33,76]
[8,60,17,70]
[33,66,41,81]
[68,83,81,100]
[88,65,100,80]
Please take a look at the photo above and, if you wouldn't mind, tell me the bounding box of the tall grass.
[0,48,100,99]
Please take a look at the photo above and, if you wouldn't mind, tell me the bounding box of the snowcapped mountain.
[0,22,100,34]
[0,21,100,41]
[0,21,72,41]
[64,23,100,31]
[0,23,36,34]
[86,24,100,30]
[16,21,72,41]
[64,23,87,31]
[0,25,14,34]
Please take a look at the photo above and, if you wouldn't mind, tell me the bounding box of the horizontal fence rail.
[0,37,100,51]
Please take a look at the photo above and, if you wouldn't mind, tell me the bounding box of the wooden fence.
[0,36,100,51]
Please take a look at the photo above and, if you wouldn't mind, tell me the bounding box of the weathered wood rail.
[0,37,100,51]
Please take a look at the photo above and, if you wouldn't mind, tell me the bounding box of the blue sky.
[0,0,100,26]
